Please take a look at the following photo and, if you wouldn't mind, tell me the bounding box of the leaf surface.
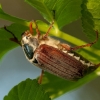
[81,0,100,49]
[25,0,82,29]
[4,79,51,100]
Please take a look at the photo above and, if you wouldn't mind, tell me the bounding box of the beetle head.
[21,31,39,59]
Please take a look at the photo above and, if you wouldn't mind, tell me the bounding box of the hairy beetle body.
[4,21,100,83]
[21,30,96,81]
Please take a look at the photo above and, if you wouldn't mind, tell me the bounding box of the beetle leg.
[59,31,99,51]
[43,21,54,39]
[33,20,41,39]
[96,63,100,67]
[4,26,21,46]
[70,31,99,51]
[29,22,33,34]
[38,70,44,84]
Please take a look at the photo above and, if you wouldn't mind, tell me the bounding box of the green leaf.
[41,69,100,99]
[4,79,51,100]
[81,0,100,49]
[25,0,82,29]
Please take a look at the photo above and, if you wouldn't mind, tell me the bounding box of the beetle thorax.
[21,30,60,61]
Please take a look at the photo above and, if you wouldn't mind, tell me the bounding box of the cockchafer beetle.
[4,21,100,84]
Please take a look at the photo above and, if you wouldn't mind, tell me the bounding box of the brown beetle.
[4,21,100,84]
